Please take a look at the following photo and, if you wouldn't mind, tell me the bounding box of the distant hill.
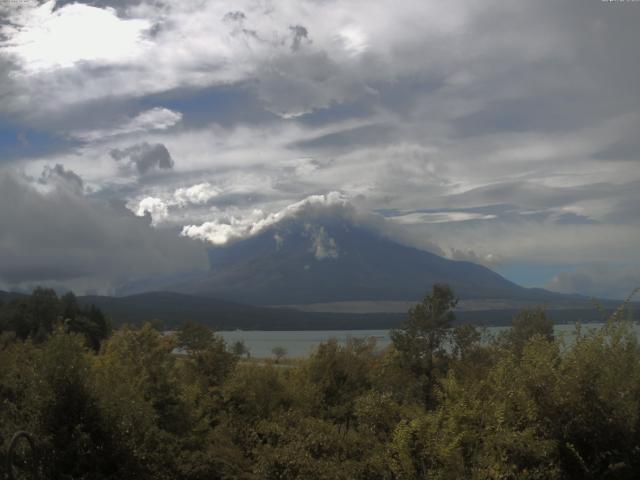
[76,292,631,330]
[150,214,578,306]
[0,290,25,300]
[77,291,406,330]
[2,290,634,330]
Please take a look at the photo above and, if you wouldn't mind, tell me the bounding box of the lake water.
[217,323,634,358]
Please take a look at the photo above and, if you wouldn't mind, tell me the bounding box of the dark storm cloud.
[289,25,310,51]
[40,163,84,194]
[0,171,206,292]
[110,142,174,175]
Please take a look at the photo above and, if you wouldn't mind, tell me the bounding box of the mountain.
[161,214,573,306]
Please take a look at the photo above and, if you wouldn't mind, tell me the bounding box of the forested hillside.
[1,286,639,479]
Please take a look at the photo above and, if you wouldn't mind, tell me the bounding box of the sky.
[0,0,639,298]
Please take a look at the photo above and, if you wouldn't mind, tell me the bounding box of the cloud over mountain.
[0,0,638,297]
[181,192,349,245]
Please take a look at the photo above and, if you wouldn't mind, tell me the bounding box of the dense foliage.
[0,288,110,350]
[1,285,639,479]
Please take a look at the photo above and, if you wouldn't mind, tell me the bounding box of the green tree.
[451,323,481,361]
[232,340,250,358]
[28,287,60,341]
[177,321,237,390]
[60,291,80,320]
[305,338,376,430]
[0,289,109,349]
[501,307,554,355]
[272,346,287,363]
[177,321,214,353]
[37,331,113,479]
[391,283,457,408]
[93,325,186,479]
[3,288,60,342]
[65,304,111,351]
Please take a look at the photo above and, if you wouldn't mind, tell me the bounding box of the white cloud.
[180,221,245,246]
[449,248,503,268]
[181,192,347,244]
[72,107,182,141]
[306,225,339,260]
[129,107,182,131]
[135,196,169,225]
[274,232,284,250]
[336,26,368,57]
[127,181,222,226]
[174,182,220,207]
[2,1,151,72]
[390,212,498,225]
[0,0,477,117]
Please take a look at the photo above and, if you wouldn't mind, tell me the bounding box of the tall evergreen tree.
[391,283,457,408]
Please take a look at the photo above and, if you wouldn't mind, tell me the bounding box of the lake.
[217,323,634,358]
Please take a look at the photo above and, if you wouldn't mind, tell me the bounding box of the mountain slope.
[167,216,567,305]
